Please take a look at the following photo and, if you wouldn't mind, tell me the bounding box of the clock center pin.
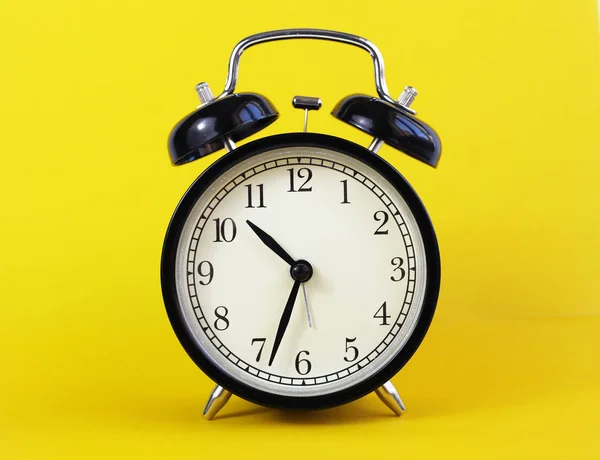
[290,259,313,282]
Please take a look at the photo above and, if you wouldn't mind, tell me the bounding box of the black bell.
[168,93,279,165]
[332,94,441,167]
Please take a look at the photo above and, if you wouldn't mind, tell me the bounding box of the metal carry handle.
[217,28,407,109]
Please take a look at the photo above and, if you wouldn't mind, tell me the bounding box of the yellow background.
[1,0,599,458]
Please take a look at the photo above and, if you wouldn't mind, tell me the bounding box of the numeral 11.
[245,184,266,208]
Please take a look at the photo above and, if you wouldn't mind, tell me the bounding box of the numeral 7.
[251,338,267,362]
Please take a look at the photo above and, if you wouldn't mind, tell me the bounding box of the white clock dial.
[174,145,428,397]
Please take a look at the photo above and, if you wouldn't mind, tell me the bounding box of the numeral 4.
[373,301,391,326]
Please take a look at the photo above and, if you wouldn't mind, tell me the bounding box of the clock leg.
[375,381,406,416]
[203,384,232,420]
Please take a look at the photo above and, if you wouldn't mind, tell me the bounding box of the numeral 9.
[197,260,214,285]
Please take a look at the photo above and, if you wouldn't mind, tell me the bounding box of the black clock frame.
[161,132,441,411]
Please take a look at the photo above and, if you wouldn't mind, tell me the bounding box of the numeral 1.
[341,179,350,204]
[245,184,266,208]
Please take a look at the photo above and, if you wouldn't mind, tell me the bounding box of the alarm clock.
[161,29,441,420]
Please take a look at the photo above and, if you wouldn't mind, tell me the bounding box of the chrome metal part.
[368,138,385,154]
[203,384,233,420]
[292,95,322,132]
[223,137,237,152]
[292,96,322,111]
[195,82,236,152]
[196,82,214,106]
[397,86,418,107]
[217,29,415,114]
[375,380,406,416]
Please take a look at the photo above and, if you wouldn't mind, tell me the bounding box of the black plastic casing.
[168,93,279,165]
[332,95,441,167]
[161,133,441,410]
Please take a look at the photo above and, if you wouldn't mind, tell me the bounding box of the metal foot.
[203,385,232,420]
[375,381,406,416]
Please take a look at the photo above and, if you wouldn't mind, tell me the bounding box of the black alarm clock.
[161,29,441,420]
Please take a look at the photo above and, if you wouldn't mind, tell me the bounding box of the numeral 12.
[288,168,313,192]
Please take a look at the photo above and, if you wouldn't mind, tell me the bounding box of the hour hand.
[246,220,295,266]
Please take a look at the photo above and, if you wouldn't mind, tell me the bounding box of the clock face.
[163,134,439,406]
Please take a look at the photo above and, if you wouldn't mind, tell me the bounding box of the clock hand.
[301,283,313,328]
[246,220,315,330]
[246,220,295,266]
[268,279,301,366]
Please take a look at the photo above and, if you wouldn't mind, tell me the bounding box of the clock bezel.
[161,132,440,410]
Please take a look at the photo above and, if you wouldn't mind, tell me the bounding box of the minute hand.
[246,220,295,266]
[268,279,301,366]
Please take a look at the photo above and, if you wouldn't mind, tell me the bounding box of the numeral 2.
[373,211,389,235]
[288,167,313,192]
